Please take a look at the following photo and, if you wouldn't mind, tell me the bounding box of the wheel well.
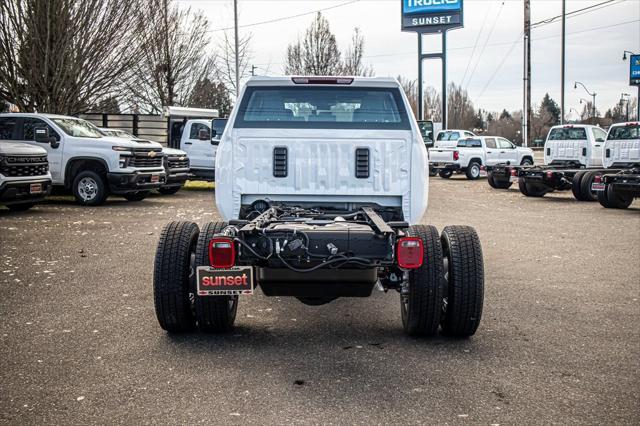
[521,155,534,164]
[468,158,483,166]
[65,158,108,188]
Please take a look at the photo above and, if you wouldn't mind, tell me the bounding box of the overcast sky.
[178,0,640,117]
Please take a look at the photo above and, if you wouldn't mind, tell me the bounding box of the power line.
[460,1,494,88]
[531,0,622,28]
[476,33,524,101]
[464,1,505,91]
[206,0,359,32]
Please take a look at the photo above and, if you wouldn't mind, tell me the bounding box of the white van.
[544,124,607,167]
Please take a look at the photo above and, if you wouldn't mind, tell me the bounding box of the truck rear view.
[152,77,485,338]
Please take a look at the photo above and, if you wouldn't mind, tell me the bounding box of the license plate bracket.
[196,266,254,296]
[29,183,42,194]
[150,174,160,184]
[591,183,605,191]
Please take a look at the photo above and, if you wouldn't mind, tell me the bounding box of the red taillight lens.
[510,169,517,177]
[397,237,424,269]
[594,174,602,183]
[453,150,460,161]
[546,171,554,179]
[209,238,235,268]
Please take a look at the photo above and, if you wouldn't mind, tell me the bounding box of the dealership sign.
[630,54,640,86]
[401,0,464,33]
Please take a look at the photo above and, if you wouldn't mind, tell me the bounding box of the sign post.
[401,0,464,129]
[630,54,640,120]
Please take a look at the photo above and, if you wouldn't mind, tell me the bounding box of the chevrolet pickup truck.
[152,76,485,338]
[0,141,52,211]
[0,113,166,205]
[430,136,534,179]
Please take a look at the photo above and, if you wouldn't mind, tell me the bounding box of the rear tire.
[571,170,587,201]
[153,221,199,333]
[520,158,533,166]
[401,225,444,337]
[72,170,108,206]
[465,161,481,180]
[519,178,547,197]
[439,170,453,179]
[7,202,35,211]
[487,173,512,189]
[440,226,484,337]
[579,171,601,202]
[429,168,438,177]
[158,186,182,195]
[598,185,633,209]
[194,221,238,333]
[123,191,150,202]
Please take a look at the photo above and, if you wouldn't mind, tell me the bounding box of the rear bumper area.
[107,171,166,194]
[0,178,52,205]
[429,162,461,171]
[257,267,377,298]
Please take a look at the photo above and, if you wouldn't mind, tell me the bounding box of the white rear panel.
[603,123,640,168]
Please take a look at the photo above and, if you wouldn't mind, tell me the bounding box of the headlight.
[112,146,132,155]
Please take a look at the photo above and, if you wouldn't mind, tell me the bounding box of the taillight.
[510,169,517,177]
[453,150,459,161]
[546,171,554,179]
[209,238,236,268]
[594,175,602,183]
[397,237,424,269]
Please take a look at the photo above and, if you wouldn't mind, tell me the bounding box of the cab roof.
[244,76,401,88]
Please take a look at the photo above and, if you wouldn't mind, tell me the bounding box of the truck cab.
[0,141,52,211]
[544,124,607,167]
[602,121,640,169]
[153,76,486,340]
[433,129,476,149]
[0,113,166,205]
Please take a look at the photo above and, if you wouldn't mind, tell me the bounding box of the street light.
[574,81,597,124]
[623,50,639,121]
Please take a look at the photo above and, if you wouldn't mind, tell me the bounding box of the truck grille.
[167,156,189,169]
[1,155,49,177]
[129,150,163,168]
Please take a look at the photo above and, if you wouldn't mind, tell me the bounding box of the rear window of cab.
[233,86,411,130]
[607,124,639,140]
[548,127,587,140]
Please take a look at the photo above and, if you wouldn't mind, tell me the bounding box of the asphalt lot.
[1,178,639,425]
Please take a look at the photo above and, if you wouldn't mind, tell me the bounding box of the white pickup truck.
[152,76,485,338]
[429,136,534,179]
[0,113,166,205]
[0,141,52,211]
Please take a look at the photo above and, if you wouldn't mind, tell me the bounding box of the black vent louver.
[273,147,288,177]
[355,148,369,178]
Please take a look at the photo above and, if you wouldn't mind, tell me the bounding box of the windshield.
[548,127,587,141]
[607,124,639,140]
[53,118,104,138]
[235,86,410,130]
[437,131,460,141]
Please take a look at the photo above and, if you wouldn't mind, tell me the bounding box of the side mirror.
[198,128,210,141]
[34,126,59,148]
[211,129,217,138]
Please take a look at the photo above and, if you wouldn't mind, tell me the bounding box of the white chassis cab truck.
[153,76,485,337]
[485,124,628,201]
[0,113,166,205]
[0,141,52,211]
[429,136,534,180]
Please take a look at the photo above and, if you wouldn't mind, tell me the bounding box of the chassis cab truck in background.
[153,76,485,338]
[0,141,52,211]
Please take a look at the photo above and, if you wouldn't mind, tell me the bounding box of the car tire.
[401,225,444,337]
[429,168,438,177]
[7,202,36,211]
[579,171,601,202]
[519,178,547,197]
[72,170,108,206]
[153,221,199,333]
[571,170,587,201]
[158,186,182,195]
[123,191,150,202]
[520,158,533,166]
[194,221,238,333]
[488,173,512,189]
[440,226,484,338]
[439,170,453,179]
[465,161,481,180]
[597,184,633,209]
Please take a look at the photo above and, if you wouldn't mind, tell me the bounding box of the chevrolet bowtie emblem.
[179,156,185,161]
[148,151,157,157]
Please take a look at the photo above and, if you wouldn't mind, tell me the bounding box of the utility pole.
[234,0,240,99]
[561,0,566,124]
[523,0,531,147]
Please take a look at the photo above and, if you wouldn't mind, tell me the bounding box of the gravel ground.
[1,177,638,425]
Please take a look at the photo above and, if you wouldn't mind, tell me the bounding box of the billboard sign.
[401,0,464,33]
[630,54,640,86]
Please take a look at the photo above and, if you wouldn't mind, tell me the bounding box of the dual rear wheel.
[401,224,484,338]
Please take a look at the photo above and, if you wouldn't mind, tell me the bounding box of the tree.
[90,97,121,114]
[539,93,560,125]
[397,76,440,121]
[127,0,215,113]
[284,12,373,76]
[447,83,476,130]
[188,78,232,116]
[0,0,141,114]
[216,31,252,98]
